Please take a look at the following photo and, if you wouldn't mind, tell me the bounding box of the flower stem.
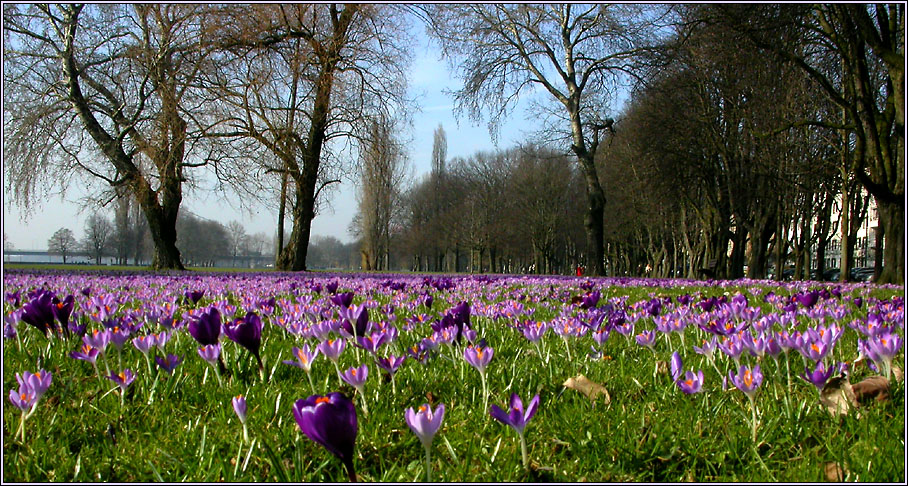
[212,363,224,387]
[344,458,357,482]
[17,411,26,442]
[424,445,433,482]
[359,391,369,416]
[92,361,103,385]
[242,423,249,444]
[519,431,529,470]
[747,395,758,442]
[305,370,317,395]
[332,361,344,388]
[480,371,488,415]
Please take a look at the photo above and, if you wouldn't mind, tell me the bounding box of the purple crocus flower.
[375,354,407,376]
[800,361,836,392]
[198,343,221,366]
[340,364,369,391]
[51,295,75,336]
[16,370,52,400]
[865,331,903,363]
[284,344,319,372]
[407,344,430,365]
[798,339,831,364]
[132,335,156,355]
[522,321,548,342]
[83,329,111,353]
[864,331,903,379]
[463,343,494,373]
[188,307,221,346]
[108,369,135,392]
[292,392,358,481]
[3,321,16,340]
[675,370,705,394]
[405,402,445,449]
[579,291,601,310]
[8,384,38,412]
[20,290,57,337]
[330,292,355,308]
[693,337,717,360]
[405,401,445,481]
[728,365,763,400]
[670,351,683,382]
[70,343,101,364]
[490,393,540,436]
[338,304,371,338]
[717,335,748,365]
[154,331,172,351]
[184,289,205,305]
[6,289,21,308]
[317,338,346,362]
[635,330,657,350]
[108,325,132,351]
[356,332,389,354]
[232,395,248,424]
[795,290,820,308]
[462,327,477,344]
[225,311,264,369]
[155,353,183,375]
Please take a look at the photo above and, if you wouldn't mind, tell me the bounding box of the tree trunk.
[276,168,289,266]
[876,198,904,284]
[277,181,316,271]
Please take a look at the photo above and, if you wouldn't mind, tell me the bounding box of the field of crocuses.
[3,269,904,482]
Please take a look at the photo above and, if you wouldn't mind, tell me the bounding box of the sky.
[2,32,538,251]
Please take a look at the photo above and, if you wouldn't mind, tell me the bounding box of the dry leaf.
[562,374,611,404]
[852,375,890,404]
[892,367,903,383]
[824,462,847,481]
[819,374,859,417]
[654,361,668,375]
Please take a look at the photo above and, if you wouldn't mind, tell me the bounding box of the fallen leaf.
[562,374,611,404]
[892,367,903,383]
[654,361,668,375]
[819,374,859,417]
[824,462,847,481]
[852,375,890,404]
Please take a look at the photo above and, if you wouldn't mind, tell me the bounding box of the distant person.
[576,265,584,277]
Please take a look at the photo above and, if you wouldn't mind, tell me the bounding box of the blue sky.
[2,35,538,251]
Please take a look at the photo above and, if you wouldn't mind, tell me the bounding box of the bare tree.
[716,4,904,283]
[431,124,447,176]
[352,115,409,271]
[202,4,413,271]
[422,4,677,275]
[3,5,222,270]
[225,220,249,266]
[82,213,113,265]
[3,233,12,251]
[48,228,78,264]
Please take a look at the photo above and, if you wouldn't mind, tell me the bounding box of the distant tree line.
[5,4,902,282]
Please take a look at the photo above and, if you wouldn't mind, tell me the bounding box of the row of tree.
[350,4,902,283]
[5,4,411,271]
[5,4,903,283]
[45,207,271,268]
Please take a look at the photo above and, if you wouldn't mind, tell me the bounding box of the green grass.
[2,278,904,482]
